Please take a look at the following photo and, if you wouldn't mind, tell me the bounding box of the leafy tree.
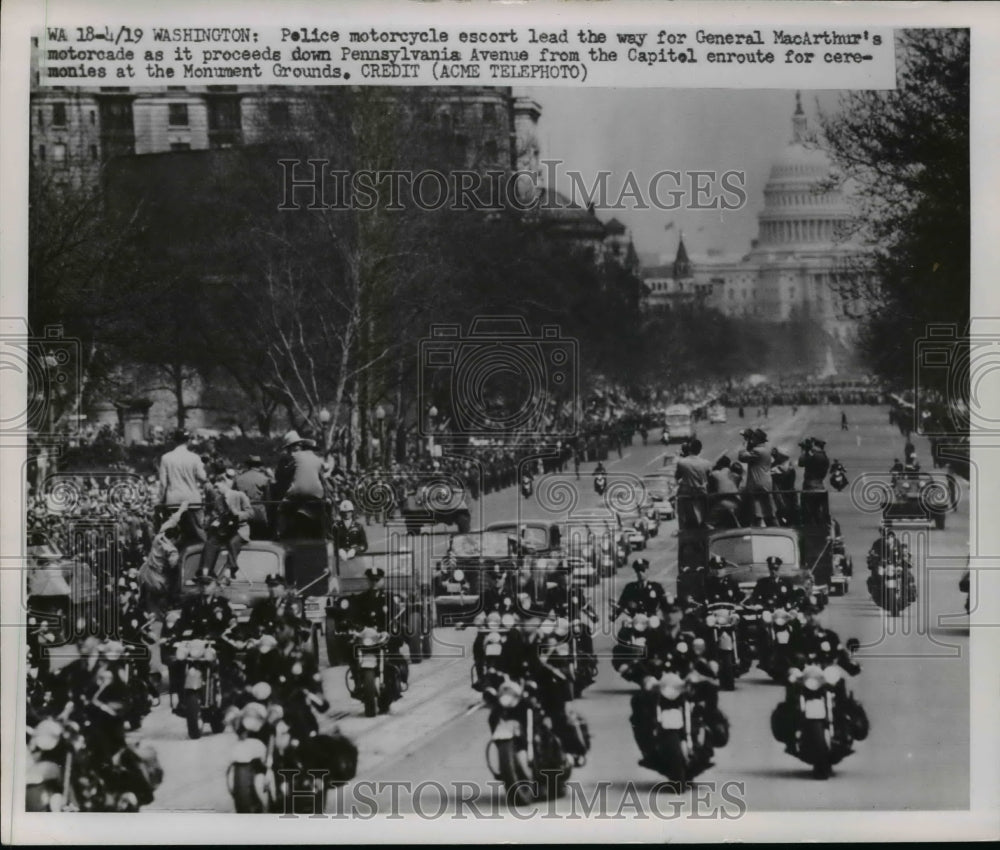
[820,29,970,394]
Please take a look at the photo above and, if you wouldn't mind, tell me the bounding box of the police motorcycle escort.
[770,603,869,779]
[593,463,608,497]
[628,601,730,785]
[26,636,163,812]
[225,615,358,814]
[340,567,409,717]
[865,530,917,616]
[163,572,242,739]
[483,616,591,807]
[610,559,670,685]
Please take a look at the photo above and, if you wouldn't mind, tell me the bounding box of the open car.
[708,405,727,424]
[433,531,519,625]
[883,471,956,530]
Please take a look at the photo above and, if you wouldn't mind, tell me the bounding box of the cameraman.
[798,437,830,525]
[738,429,775,527]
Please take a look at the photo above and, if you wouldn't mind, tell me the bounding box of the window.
[482,102,496,123]
[52,143,66,162]
[89,145,98,159]
[484,139,498,162]
[52,102,67,126]
[37,109,43,127]
[168,103,189,126]
[167,86,186,91]
[170,142,191,151]
[268,101,290,126]
[38,144,46,161]
[90,110,95,125]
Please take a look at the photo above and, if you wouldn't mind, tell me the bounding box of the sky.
[531,88,843,265]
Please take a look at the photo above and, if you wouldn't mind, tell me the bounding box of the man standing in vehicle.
[158,430,207,550]
[739,429,775,527]
[675,438,713,529]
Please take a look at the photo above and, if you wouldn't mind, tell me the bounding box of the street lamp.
[375,405,386,466]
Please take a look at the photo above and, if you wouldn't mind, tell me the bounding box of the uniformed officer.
[748,556,794,608]
[251,614,330,743]
[480,565,518,617]
[333,500,369,562]
[704,557,743,604]
[349,567,409,687]
[247,574,304,638]
[614,559,669,618]
[167,573,237,711]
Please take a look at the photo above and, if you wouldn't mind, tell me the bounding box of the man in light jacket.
[158,430,207,549]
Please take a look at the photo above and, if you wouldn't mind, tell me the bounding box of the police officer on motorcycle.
[165,573,238,714]
[749,556,795,608]
[704,556,742,603]
[250,614,330,743]
[614,559,669,618]
[348,567,409,688]
[247,573,305,638]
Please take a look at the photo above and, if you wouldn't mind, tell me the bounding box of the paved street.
[140,405,969,813]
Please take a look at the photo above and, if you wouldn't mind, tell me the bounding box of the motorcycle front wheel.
[359,669,378,718]
[803,719,832,779]
[655,730,688,787]
[494,739,534,808]
[184,690,203,739]
[718,651,736,691]
[229,763,266,813]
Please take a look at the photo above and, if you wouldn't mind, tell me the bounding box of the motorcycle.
[520,474,534,499]
[829,464,849,493]
[227,681,357,814]
[26,712,162,812]
[345,626,405,717]
[100,641,159,731]
[703,603,752,690]
[484,675,584,807]
[172,637,228,739]
[758,606,798,682]
[611,610,660,685]
[638,669,720,785]
[539,615,597,699]
[867,561,917,616]
[594,474,607,497]
[770,655,869,779]
[470,612,518,692]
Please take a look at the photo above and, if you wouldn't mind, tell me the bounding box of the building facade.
[641,94,868,363]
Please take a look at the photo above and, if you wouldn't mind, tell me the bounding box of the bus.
[663,403,695,443]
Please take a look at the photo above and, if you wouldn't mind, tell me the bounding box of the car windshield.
[451,532,514,559]
[710,534,798,569]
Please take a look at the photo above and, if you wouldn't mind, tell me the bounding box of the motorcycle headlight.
[762,610,773,623]
[242,714,264,733]
[360,627,379,646]
[251,681,272,701]
[823,666,842,686]
[174,643,189,661]
[500,613,516,629]
[804,676,822,691]
[204,645,217,662]
[633,614,648,633]
[453,569,465,583]
[705,615,717,627]
[267,704,284,725]
[773,611,788,627]
[486,613,502,631]
[820,641,831,653]
[340,598,350,610]
[497,681,522,708]
[676,641,688,654]
[555,617,570,637]
[539,619,555,635]
[188,640,205,660]
[101,641,124,662]
[648,615,661,630]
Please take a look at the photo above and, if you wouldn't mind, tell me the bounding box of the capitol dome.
[755,92,852,253]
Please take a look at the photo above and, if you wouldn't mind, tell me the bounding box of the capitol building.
[642,93,868,369]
